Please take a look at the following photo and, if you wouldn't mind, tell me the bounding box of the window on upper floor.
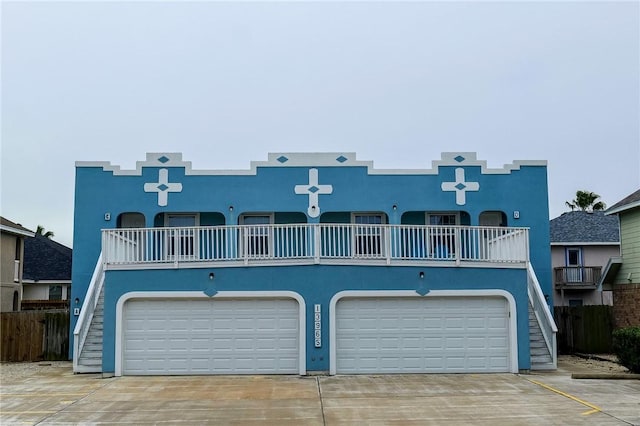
[15,238,21,261]
[427,212,459,259]
[352,213,385,257]
[241,214,273,257]
[565,247,583,283]
[49,285,62,301]
[166,214,199,259]
[479,211,507,227]
[117,212,145,228]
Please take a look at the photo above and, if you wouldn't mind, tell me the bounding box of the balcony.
[554,266,602,290]
[102,224,530,270]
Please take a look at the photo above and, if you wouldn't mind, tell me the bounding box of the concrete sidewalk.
[1,357,638,425]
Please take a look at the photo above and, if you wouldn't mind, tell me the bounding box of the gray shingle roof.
[606,188,640,215]
[23,235,72,281]
[549,211,619,243]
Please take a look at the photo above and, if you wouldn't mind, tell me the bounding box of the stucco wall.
[101,265,530,374]
[1,233,22,312]
[71,153,551,360]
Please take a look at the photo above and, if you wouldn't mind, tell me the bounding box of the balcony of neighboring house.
[553,266,602,290]
[100,223,530,270]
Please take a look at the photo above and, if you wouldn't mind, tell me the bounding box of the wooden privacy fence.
[554,305,614,354]
[0,310,69,362]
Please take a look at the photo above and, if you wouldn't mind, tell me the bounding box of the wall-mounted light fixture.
[419,271,425,279]
[392,204,397,211]
[74,298,81,316]
[209,272,215,280]
[229,206,234,212]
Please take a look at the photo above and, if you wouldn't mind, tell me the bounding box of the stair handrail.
[527,262,558,368]
[73,252,105,372]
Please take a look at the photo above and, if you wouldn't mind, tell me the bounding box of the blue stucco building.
[71,152,556,376]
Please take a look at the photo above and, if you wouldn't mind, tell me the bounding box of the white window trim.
[163,213,200,227]
[426,211,460,226]
[239,213,275,225]
[350,213,386,257]
[240,213,275,258]
[163,213,200,261]
[13,260,20,282]
[426,212,460,259]
[350,212,387,224]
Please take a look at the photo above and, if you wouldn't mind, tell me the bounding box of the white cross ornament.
[144,168,183,207]
[441,168,479,205]
[295,168,333,218]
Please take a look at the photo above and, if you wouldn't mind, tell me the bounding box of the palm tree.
[36,225,55,238]
[565,190,606,212]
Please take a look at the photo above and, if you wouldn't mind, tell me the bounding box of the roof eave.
[606,200,640,215]
[0,224,35,238]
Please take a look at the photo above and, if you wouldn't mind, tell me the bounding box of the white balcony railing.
[102,224,529,268]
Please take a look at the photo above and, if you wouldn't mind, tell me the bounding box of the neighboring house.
[0,217,35,312]
[71,152,556,376]
[550,211,619,306]
[600,189,640,327]
[22,234,72,304]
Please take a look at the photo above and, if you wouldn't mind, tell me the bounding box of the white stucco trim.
[76,152,546,176]
[551,242,619,246]
[328,289,519,375]
[115,290,306,377]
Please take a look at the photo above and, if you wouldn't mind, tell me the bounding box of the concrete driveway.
[1,357,639,425]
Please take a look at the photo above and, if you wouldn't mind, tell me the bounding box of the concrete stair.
[76,290,104,373]
[529,303,555,370]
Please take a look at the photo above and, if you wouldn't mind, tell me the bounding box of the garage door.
[122,298,299,375]
[335,296,510,373]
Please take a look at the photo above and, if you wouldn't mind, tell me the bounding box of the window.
[166,214,198,259]
[568,299,583,307]
[479,211,506,227]
[428,214,457,226]
[117,212,145,228]
[49,285,63,301]
[565,248,583,283]
[428,213,458,259]
[14,239,21,282]
[241,215,273,257]
[353,214,385,257]
[15,238,21,260]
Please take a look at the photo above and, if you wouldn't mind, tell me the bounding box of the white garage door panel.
[123,298,299,375]
[336,297,510,373]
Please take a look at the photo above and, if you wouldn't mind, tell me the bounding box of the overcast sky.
[2,1,639,248]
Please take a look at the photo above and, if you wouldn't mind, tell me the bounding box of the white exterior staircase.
[529,303,555,369]
[76,290,104,372]
[73,253,105,373]
[527,263,558,371]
